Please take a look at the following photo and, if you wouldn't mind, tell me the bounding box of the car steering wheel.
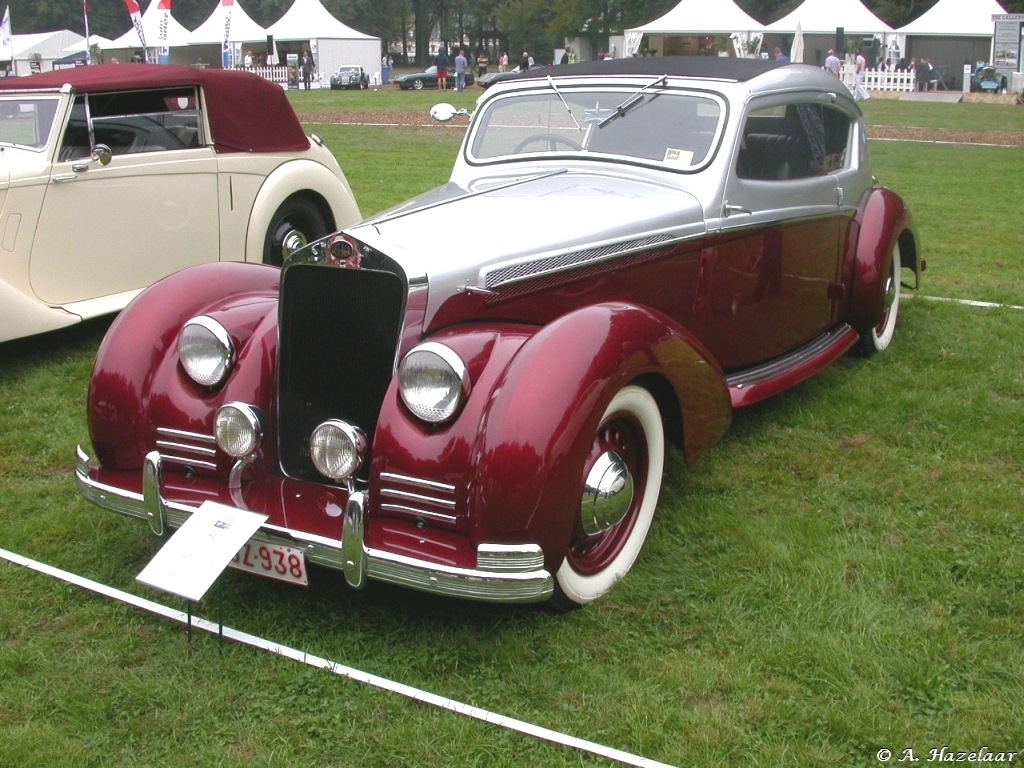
[512,133,584,154]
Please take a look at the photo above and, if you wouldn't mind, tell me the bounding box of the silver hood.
[347,168,706,304]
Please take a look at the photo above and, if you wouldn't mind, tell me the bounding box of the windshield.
[468,86,725,170]
[0,95,61,150]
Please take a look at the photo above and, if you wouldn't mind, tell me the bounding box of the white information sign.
[137,501,268,602]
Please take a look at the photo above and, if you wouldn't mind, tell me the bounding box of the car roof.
[506,56,784,84]
[0,64,309,153]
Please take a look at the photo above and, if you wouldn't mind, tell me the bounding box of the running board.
[726,324,860,408]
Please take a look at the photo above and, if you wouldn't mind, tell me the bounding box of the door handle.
[724,202,751,216]
[53,173,78,183]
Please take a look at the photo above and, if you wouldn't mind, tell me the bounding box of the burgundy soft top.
[0,64,310,153]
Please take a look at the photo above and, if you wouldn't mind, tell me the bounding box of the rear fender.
[88,262,280,470]
[847,186,920,331]
[243,157,361,262]
[469,303,730,570]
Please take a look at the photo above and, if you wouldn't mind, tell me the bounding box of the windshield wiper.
[598,74,668,128]
[547,75,582,132]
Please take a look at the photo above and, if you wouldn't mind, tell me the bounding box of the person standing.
[432,46,448,90]
[519,51,530,72]
[477,50,489,78]
[824,49,841,77]
[773,47,789,64]
[435,47,449,90]
[498,51,507,72]
[301,50,314,90]
[853,49,870,100]
[454,49,468,92]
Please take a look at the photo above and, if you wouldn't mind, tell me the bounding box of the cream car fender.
[243,156,361,263]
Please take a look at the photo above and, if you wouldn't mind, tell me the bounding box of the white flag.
[0,6,13,62]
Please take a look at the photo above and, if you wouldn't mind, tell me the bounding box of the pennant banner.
[0,6,12,63]
[222,0,234,68]
[157,0,171,64]
[124,0,147,54]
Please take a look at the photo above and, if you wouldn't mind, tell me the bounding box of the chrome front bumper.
[75,447,554,604]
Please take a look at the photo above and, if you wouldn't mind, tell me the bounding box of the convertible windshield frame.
[0,94,63,151]
[465,83,728,174]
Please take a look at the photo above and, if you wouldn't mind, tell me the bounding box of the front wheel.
[412,79,424,91]
[262,196,328,267]
[553,385,665,609]
[859,242,902,356]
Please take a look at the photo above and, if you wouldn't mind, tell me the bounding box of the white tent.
[627,0,764,35]
[10,31,85,73]
[765,0,893,34]
[190,1,266,44]
[189,0,268,68]
[107,0,193,64]
[265,0,380,82]
[625,0,763,57]
[898,0,1006,36]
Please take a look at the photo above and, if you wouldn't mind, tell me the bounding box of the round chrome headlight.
[398,342,469,424]
[310,420,367,482]
[215,403,264,458]
[178,316,234,388]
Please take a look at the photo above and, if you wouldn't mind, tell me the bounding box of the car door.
[706,100,849,370]
[30,89,219,307]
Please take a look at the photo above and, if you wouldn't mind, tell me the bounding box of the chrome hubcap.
[580,450,634,536]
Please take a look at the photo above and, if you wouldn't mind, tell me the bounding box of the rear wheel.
[553,385,664,609]
[262,196,327,267]
[859,242,901,356]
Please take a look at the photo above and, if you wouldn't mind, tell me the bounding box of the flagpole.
[82,0,91,64]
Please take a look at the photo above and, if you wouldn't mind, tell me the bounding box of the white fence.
[840,64,917,93]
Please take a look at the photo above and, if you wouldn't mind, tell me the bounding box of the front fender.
[88,262,280,471]
[243,154,361,262]
[847,186,919,331]
[468,303,730,569]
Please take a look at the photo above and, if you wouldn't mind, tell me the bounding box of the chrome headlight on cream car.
[178,315,234,387]
[398,342,470,424]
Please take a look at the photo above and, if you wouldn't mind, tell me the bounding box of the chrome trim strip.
[159,454,218,471]
[379,472,457,493]
[483,234,677,289]
[156,427,216,444]
[379,489,456,509]
[75,446,554,604]
[155,440,217,457]
[379,503,457,525]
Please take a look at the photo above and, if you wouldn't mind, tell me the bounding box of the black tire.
[859,242,901,356]
[413,79,424,91]
[262,196,328,267]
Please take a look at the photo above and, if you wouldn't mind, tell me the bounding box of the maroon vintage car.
[76,58,922,608]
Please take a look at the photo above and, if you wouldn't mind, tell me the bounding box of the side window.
[737,103,851,181]
[87,87,202,156]
[59,96,90,161]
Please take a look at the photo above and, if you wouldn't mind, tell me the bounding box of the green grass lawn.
[1,99,1023,767]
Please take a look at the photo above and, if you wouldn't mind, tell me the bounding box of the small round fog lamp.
[310,420,367,482]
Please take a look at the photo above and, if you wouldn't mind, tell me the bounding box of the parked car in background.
[330,64,369,90]
[77,58,921,609]
[0,64,360,343]
[970,64,1007,93]
[477,66,535,88]
[394,65,474,90]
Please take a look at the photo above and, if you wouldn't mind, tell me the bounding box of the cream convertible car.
[0,64,360,343]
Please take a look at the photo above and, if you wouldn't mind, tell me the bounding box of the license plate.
[230,540,308,586]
